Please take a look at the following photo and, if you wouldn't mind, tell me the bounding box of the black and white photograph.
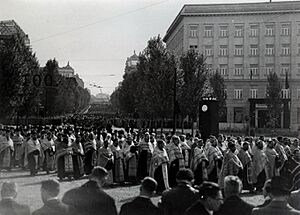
[0,0,300,214]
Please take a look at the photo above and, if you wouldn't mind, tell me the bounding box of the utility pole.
[173,68,177,134]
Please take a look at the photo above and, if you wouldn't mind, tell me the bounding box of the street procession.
[1,0,300,215]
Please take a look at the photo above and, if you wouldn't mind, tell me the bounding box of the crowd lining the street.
[0,123,300,215]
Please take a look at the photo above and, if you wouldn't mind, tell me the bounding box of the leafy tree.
[0,35,41,121]
[209,70,227,121]
[178,50,208,122]
[266,72,282,128]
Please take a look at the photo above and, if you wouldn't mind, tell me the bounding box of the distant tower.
[125,50,139,75]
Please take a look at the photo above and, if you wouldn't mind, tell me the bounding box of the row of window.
[222,106,300,123]
[199,44,294,57]
[189,22,295,38]
[209,64,294,77]
[231,88,298,100]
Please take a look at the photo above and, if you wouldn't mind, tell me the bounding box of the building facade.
[58,62,84,88]
[0,20,30,46]
[163,1,300,131]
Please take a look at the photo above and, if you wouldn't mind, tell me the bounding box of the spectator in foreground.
[216,175,254,215]
[160,168,198,215]
[62,166,117,215]
[119,177,160,215]
[33,179,68,215]
[288,187,300,211]
[252,176,300,215]
[0,182,30,215]
[185,181,223,215]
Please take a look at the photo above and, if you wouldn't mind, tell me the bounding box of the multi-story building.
[163,1,300,131]
[58,62,84,88]
[0,20,30,46]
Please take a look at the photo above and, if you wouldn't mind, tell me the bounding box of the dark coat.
[185,201,210,215]
[62,181,117,215]
[119,196,160,215]
[160,183,199,215]
[32,199,69,215]
[252,200,300,215]
[215,195,254,215]
[0,199,30,215]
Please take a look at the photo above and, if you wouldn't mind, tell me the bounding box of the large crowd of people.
[0,123,300,215]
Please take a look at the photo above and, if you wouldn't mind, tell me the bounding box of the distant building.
[0,20,30,46]
[163,1,300,131]
[125,50,139,75]
[58,62,84,88]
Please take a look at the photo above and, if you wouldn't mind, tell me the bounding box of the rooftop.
[163,1,300,42]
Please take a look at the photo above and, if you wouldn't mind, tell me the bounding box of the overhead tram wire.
[31,0,169,44]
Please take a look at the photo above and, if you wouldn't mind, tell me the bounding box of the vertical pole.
[173,68,177,134]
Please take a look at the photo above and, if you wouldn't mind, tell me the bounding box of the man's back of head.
[270,176,290,199]
[176,168,194,184]
[140,177,157,197]
[224,175,243,198]
[89,166,108,186]
[1,182,17,200]
[41,179,60,203]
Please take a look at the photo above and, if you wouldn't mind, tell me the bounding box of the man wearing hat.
[252,176,300,215]
[62,166,117,215]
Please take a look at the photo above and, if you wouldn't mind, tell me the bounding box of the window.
[298,23,300,35]
[249,64,259,77]
[234,64,243,76]
[234,89,243,100]
[281,89,290,99]
[281,44,290,56]
[281,64,290,76]
[281,23,290,36]
[250,89,258,99]
[234,45,243,56]
[219,45,228,56]
[234,107,244,123]
[189,45,198,50]
[266,44,274,56]
[298,44,300,55]
[219,25,228,37]
[189,25,198,38]
[250,45,258,56]
[204,25,213,38]
[235,25,243,37]
[265,24,274,36]
[219,107,227,123]
[297,89,300,99]
[204,46,213,56]
[298,64,300,76]
[250,24,259,37]
[219,64,228,76]
[265,64,274,76]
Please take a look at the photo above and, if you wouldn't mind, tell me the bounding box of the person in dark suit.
[32,179,68,215]
[160,168,198,215]
[185,181,223,215]
[0,182,30,215]
[252,176,300,215]
[119,177,160,215]
[62,166,118,215]
[215,175,254,215]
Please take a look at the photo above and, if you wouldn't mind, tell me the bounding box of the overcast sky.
[0,0,296,95]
